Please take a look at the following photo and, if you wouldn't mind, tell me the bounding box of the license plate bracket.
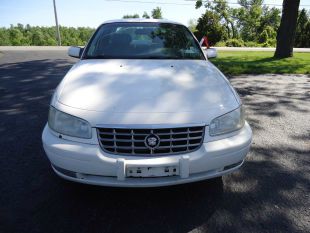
[126,166,179,178]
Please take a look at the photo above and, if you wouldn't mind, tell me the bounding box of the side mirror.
[204,48,217,59]
[68,46,83,58]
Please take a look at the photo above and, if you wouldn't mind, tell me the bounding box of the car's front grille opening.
[97,125,205,156]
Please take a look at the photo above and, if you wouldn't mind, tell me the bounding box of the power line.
[185,0,310,7]
[104,0,193,5]
[105,0,310,8]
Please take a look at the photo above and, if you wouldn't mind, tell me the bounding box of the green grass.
[211,51,310,75]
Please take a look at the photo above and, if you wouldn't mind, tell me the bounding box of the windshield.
[83,22,205,60]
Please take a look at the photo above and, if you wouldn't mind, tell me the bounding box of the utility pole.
[53,0,61,46]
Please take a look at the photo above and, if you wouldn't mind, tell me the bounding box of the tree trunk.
[225,23,231,38]
[274,0,300,58]
[229,20,236,38]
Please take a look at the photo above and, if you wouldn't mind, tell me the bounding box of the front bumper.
[42,122,252,187]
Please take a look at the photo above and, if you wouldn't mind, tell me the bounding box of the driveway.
[0,50,309,233]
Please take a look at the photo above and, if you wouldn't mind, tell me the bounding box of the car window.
[84,22,205,60]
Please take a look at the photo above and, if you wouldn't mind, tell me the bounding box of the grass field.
[211,51,310,75]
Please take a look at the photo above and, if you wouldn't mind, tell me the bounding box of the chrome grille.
[97,126,205,156]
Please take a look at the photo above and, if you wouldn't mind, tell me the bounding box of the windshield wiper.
[83,55,189,60]
[83,55,107,59]
[138,55,181,59]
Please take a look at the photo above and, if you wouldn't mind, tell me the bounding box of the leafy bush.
[244,41,260,47]
[258,26,277,44]
[261,38,277,47]
[215,41,226,47]
[215,39,276,48]
[225,39,244,47]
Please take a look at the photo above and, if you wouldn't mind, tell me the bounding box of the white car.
[42,19,252,187]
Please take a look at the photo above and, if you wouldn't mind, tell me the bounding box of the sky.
[1,0,310,28]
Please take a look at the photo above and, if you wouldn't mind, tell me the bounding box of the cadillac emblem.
[145,134,160,149]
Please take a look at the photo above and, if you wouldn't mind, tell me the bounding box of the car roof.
[101,19,184,26]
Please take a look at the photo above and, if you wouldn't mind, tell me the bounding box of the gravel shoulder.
[0,51,309,233]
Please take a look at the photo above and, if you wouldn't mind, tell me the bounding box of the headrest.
[110,33,131,45]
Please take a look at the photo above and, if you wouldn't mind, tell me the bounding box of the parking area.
[0,50,309,233]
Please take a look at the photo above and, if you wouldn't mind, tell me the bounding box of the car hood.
[55,59,239,125]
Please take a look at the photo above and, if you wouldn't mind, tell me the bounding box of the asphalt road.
[0,50,309,233]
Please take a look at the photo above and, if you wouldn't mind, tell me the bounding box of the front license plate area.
[126,166,179,178]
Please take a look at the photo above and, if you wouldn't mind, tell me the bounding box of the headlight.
[48,106,92,139]
[209,106,245,136]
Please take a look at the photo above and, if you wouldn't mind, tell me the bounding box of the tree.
[0,24,95,46]
[304,22,310,48]
[152,7,163,19]
[196,10,227,45]
[123,7,162,20]
[9,28,24,45]
[236,0,264,41]
[123,14,139,19]
[295,9,310,48]
[194,0,282,46]
[142,12,150,19]
[260,6,281,31]
[196,0,237,39]
[188,19,197,33]
[274,0,300,58]
[0,28,11,45]
[31,28,45,45]
[194,0,309,48]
